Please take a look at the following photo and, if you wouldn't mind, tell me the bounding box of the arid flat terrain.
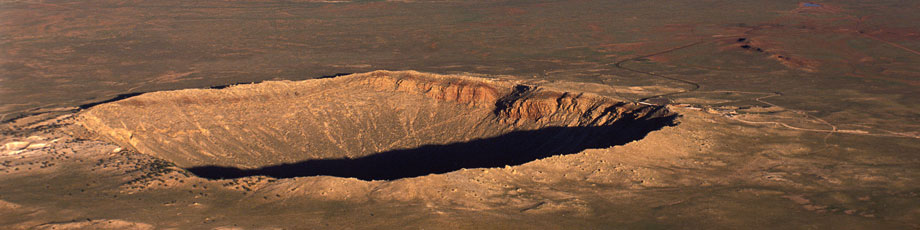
[1,0,919,229]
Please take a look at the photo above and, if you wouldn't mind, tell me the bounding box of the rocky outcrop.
[357,71,506,108]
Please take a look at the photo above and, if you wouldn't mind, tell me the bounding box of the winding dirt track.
[612,40,706,103]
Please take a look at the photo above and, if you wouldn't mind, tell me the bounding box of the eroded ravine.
[77,71,676,180]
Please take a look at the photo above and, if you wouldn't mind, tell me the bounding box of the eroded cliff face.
[77,71,674,175]
[357,71,505,108]
[357,71,651,126]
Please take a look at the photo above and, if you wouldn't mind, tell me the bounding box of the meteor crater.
[77,71,676,180]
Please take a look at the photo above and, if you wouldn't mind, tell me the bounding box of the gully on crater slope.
[77,70,677,180]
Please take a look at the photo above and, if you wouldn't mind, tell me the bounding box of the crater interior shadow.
[186,108,677,181]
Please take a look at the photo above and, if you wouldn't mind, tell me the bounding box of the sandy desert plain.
[1,0,919,229]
